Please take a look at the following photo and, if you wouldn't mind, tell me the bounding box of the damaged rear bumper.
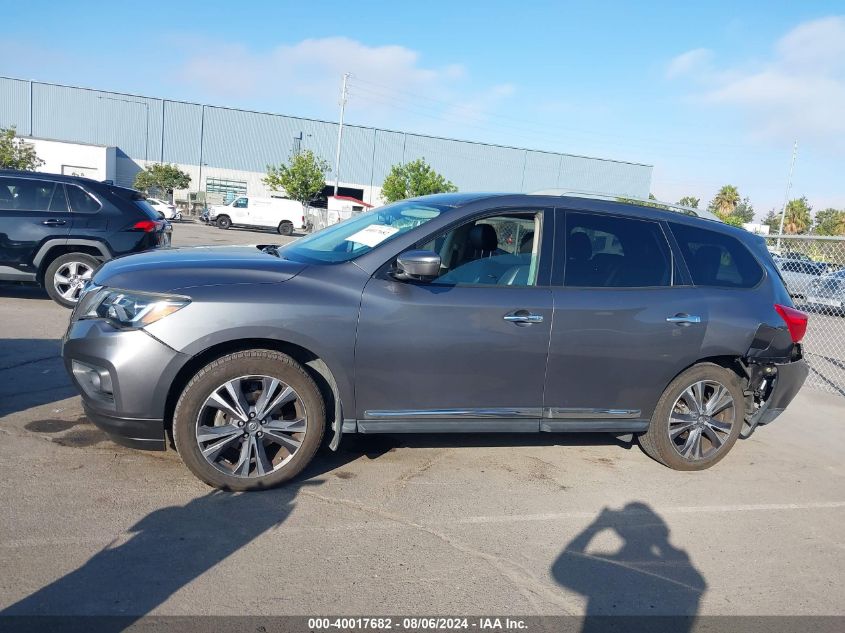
[745,358,809,434]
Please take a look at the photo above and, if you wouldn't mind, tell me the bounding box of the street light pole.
[333,72,350,197]
[776,140,798,250]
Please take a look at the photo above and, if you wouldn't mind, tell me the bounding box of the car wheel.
[216,215,231,230]
[278,221,294,236]
[639,363,744,470]
[173,350,325,491]
[44,253,99,308]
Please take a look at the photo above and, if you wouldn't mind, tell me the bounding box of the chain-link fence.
[764,235,845,397]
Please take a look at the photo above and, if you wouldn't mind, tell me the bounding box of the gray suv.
[62,193,809,491]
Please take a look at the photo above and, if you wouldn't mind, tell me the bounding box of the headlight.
[84,289,190,328]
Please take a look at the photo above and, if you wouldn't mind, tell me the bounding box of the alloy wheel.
[53,261,94,303]
[195,375,307,478]
[667,380,736,461]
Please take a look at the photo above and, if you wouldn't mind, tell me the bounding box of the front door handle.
[504,310,544,324]
[42,219,67,226]
[666,313,701,325]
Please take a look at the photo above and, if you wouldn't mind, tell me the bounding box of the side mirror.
[394,250,441,281]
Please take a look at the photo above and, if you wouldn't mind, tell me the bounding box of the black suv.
[0,169,169,307]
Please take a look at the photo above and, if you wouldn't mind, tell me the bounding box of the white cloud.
[668,16,845,149]
[665,48,713,79]
[175,36,512,133]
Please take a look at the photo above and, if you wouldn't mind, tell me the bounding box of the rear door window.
[671,223,763,288]
[563,212,672,287]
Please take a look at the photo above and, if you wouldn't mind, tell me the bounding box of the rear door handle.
[504,310,544,324]
[666,313,701,325]
[42,219,67,226]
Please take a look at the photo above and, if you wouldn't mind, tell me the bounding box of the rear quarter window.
[670,223,763,288]
[66,184,102,213]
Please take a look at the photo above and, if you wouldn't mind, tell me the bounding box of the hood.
[93,246,307,294]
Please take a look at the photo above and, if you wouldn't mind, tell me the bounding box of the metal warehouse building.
[0,76,652,206]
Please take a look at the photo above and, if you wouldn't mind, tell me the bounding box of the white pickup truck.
[210,196,305,235]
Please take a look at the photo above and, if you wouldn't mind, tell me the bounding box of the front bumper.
[63,318,191,450]
[83,404,167,451]
[751,358,810,427]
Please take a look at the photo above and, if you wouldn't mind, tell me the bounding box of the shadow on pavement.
[2,478,344,628]
[0,338,75,418]
[0,283,50,301]
[341,432,629,459]
[552,502,706,632]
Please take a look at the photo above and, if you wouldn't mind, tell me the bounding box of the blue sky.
[3,0,844,217]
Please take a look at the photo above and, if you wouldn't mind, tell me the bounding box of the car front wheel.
[639,363,744,470]
[216,215,231,229]
[173,350,325,491]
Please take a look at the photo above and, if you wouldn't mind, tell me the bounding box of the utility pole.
[776,140,798,250]
[333,72,350,197]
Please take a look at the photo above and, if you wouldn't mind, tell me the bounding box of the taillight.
[132,220,158,232]
[774,304,808,344]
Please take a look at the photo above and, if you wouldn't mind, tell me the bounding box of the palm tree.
[783,197,812,234]
[678,196,700,208]
[708,185,740,216]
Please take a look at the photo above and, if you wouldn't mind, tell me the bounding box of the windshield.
[281,199,450,264]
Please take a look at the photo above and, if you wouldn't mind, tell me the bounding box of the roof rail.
[529,188,722,222]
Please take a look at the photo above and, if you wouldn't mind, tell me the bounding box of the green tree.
[678,196,700,208]
[0,126,44,171]
[763,208,780,233]
[721,215,746,228]
[263,149,330,206]
[782,197,812,234]
[381,158,457,203]
[133,163,191,202]
[707,185,741,217]
[813,208,845,236]
[733,196,755,223]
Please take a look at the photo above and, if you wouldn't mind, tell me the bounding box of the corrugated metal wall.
[0,77,652,197]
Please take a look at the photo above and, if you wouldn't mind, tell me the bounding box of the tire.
[216,215,231,230]
[44,252,100,308]
[173,350,325,491]
[277,221,294,236]
[639,363,744,471]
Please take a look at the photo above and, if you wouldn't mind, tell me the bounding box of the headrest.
[568,232,592,261]
[470,224,498,251]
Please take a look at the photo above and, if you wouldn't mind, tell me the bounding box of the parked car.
[0,169,169,307]
[145,197,181,221]
[776,259,825,297]
[806,269,845,314]
[63,192,808,490]
[209,195,305,235]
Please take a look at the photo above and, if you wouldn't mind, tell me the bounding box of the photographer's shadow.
[552,502,706,631]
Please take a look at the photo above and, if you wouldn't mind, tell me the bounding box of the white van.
[210,196,305,235]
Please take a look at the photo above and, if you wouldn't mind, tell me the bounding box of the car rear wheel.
[216,215,231,229]
[173,350,325,491]
[44,252,99,308]
[639,363,744,470]
[277,220,294,236]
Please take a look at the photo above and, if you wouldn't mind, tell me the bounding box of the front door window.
[419,212,542,287]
